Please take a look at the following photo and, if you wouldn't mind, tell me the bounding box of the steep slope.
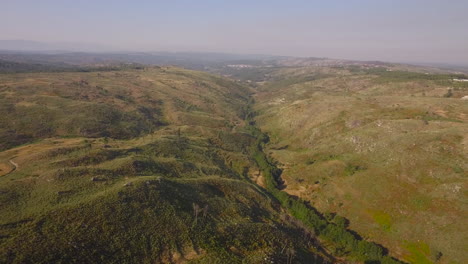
[253,65,468,263]
[0,67,337,263]
[0,67,249,150]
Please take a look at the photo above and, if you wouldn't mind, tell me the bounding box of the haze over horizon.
[2,0,468,65]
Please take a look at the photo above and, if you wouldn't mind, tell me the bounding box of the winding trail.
[9,159,18,169]
[7,159,18,175]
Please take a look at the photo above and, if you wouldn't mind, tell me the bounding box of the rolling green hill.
[0,67,340,263]
[1,63,462,263]
[253,65,468,264]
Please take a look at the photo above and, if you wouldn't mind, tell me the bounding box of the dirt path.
[0,159,18,177]
[6,159,18,175]
[9,159,19,169]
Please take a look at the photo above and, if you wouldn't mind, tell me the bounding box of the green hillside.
[253,65,468,264]
[1,64,459,263]
[0,67,338,263]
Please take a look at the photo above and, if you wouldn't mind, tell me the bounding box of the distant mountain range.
[0,39,116,53]
[1,40,467,74]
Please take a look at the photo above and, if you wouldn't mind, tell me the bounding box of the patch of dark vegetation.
[0,101,165,151]
[443,88,453,98]
[421,112,462,123]
[266,73,332,90]
[218,66,279,83]
[0,132,35,151]
[212,131,255,153]
[344,164,366,176]
[54,168,120,180]
[44,145,90,158]
[72,104,164,139]
[140,138,238,178]
[55,150,123,167]
[364,67,467,84]
[307,153,342,164]
[0,59,147,74]
[173,98,201,112]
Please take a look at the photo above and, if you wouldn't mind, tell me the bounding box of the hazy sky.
[2,0,468,64]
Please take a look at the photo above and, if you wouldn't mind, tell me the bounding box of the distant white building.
[227,64,255,68]
[453,78,468,82]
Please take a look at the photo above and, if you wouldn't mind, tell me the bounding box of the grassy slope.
[254,66,468,264]
[0,67,252,150]
[0,68,333,263]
